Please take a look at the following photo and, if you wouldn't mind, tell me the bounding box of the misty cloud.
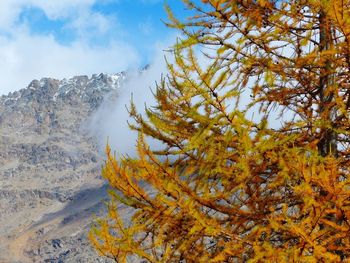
[0,31,140,95]
[86,44,171,157]
[0,0,139,95]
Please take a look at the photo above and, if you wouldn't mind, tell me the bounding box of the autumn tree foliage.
[90,0,350,261]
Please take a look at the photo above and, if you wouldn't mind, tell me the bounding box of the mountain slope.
[0,73,124,262]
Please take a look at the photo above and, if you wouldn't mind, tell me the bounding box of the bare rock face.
[0,73,124,262]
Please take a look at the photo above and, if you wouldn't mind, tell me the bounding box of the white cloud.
[69,11,114,38]
[25,0,96,19]
[86,38,176,157]
[0,0,142,95]
[0,0,96,25]
[138,17,154,36]
[0,30,140,95]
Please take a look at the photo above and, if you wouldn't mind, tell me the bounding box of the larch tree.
[90,0,350,261]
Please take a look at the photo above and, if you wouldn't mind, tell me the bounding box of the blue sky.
[18,0,188,64]
[0,0,193,95]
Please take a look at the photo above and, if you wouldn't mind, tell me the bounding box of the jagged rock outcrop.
[0,73,124,262]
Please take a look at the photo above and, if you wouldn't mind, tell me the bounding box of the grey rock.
[0,72,126,263]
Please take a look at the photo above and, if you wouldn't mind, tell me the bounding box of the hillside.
[0,73,125,262]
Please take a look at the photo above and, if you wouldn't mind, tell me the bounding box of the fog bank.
[87,44,171,158]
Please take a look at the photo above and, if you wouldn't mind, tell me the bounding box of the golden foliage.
[90,1,350,261]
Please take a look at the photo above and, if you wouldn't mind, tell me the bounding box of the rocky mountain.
[0,73,126,262]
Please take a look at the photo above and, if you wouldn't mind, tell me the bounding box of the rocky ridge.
[0,72,125,262]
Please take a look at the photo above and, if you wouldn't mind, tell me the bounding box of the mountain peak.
[1,72,125,110]
[0,71,127,261]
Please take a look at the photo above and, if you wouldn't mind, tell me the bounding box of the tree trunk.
[317,11,338,157]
